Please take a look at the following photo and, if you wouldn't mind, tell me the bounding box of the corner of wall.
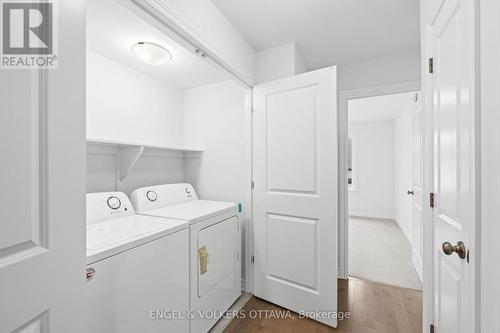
[256,42,310,83]
[293,43,309,74]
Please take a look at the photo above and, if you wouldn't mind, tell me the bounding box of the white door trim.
[338,80,421,279]
[479,0,500,330]
[243,88,254,293]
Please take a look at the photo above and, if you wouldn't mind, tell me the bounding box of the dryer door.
[197,216,238,297]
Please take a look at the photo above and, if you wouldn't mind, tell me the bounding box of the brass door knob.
[442,241,466,259]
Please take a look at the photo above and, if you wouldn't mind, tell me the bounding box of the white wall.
[348,120,395,219]
[338,51,420,91]
[86,51,187,195]
[394,105,414,242]
[182,80,248,285]
[294,44,308,75]
[183,80,246,203]
[86,52,248,204]
[86,51,184,147]
[86,146,185,195]
[257,42,308,83]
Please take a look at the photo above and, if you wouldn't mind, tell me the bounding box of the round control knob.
[146,190,158,202]
[107,196,121,210]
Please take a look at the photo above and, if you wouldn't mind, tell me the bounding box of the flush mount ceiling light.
[131,42,173,65]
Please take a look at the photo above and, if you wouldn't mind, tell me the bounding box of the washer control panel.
[86,192,134,224]
[131,183,198,212]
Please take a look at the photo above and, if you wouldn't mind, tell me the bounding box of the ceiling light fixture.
[131,41,173,65]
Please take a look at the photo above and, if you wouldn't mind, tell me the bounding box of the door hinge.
[430,323,435,333]
[430,192,435,208]
[428,58,434,74]
[251,181,255,189]
[251,255,255,263]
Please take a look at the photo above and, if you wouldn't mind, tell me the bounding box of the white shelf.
[86,137,204,153]
[87,137,203,180]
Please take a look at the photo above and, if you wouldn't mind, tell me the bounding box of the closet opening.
[85,1,251,332]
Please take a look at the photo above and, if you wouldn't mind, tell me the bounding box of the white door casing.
[252,67,338,327]
[411,93,424,281]
[337,81,421,279]
[429,0,477,331]
[479,0,500,331]
[0,1,87,332]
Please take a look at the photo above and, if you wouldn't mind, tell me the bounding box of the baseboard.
[412,249,423,282]
[349,212,394,220]
[394,218,414,245]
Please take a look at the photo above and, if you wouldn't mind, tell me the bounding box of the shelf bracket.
[118,145,144,181]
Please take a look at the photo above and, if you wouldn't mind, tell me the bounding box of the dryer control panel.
[86,192,134,224]
[131,183,198,212]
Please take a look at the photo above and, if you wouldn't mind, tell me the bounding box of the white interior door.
[411,93,424,280]
[252,67,338,327]
[430,0,476,331]
[0,1,87,332]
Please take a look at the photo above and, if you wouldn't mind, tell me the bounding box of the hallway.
[349,217,422,290]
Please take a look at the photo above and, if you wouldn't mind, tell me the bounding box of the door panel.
[267,214,318,290]
[438,255,461,333]
[0,72,44,255]
[0,69,41,252]
[0,1,86,332]
[253,67,338,327]
[266,85,317,193]
[431,0,476,331]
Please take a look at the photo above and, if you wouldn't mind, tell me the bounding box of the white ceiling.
[211,0,420,69]
[87,0,229,89]
[348,92,418,123]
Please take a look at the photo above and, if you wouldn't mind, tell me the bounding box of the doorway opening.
[343,90,423,291]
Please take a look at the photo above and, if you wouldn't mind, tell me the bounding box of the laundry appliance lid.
[142,200,237,224]
[86,214,187,264]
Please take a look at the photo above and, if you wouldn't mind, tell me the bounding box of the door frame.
[338,80,421,279]
[422,0,481,330]
[479,0,500,331]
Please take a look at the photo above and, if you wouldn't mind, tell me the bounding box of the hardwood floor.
[222,278,422,333]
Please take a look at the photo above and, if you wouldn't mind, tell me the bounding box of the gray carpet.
[349,216,422,291]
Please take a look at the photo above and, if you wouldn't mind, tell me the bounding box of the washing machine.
[86,192,190,333]
[131,183,241,333]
